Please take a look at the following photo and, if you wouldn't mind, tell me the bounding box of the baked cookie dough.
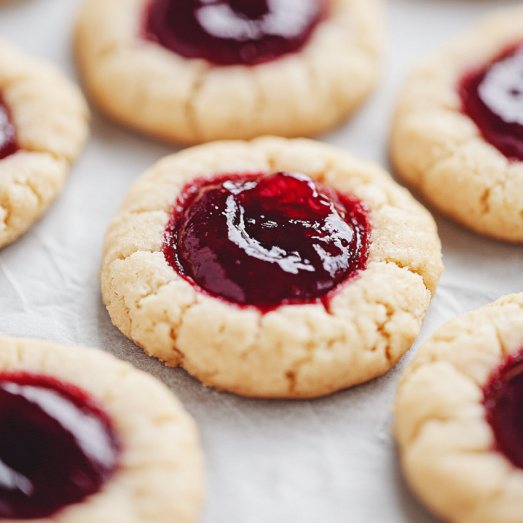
[390,6,523,243]
[101,137,443,398]
[75,0,383,144]
[395,293,523,523]
[0,336,203,522]
[0,39,89,248]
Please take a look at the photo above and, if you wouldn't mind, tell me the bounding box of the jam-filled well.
[484,348,523,469]
[460,42,523,161]
[143,0,327,66]
[0,97,18,160]
[0,373,120,519]
[164,172,370,311]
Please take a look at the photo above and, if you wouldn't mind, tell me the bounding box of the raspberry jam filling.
[143,0,327,66]
[0,373,120,519]
[163,172,370,311]
[0,97,18,160]
[460,42,523,161]
[483,348,523,469]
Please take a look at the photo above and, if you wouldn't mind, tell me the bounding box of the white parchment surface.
[0,1,522,521]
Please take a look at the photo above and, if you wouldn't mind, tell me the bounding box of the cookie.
[101,137,443,398]
[394,293,523,523]
[0,336,204,522]
[75,0,383,144]
[0,39,89,249]
[391,7,523,243]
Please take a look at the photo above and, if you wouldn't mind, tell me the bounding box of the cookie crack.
[493,323,512,357]
[0,76,27,92]
[22,142,77,167]
[22,178,45,209]
[479,186,492,215]
[417,131,473,192]
[315,158,336,185]
[419,130,518,220]
[0,201,12,231]
[382,259,431,294]
[134,280,173,311]
[376,301,395,364]
[0,176,46,230]
[92,40,122,62]
[109,245,157,264]
[284,352,317,394]
[475,169,512,218]
[166,298,199,367]
[400,361,483,449]
[119,260,199,368]
[405,412,453,450]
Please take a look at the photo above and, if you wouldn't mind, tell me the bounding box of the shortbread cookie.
[75,0,383,144]
[101,137,442,398]
[391,7,523,243]
[0,39,88,249]
[0,336,203,522]
[395,294,523,523]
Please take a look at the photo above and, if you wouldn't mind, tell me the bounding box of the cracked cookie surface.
[390,7,523,243]
[75,0,383,144]
[0,38,89,248]
[0,336,204,522]
[394,293,523,523]
[101,137,442,398]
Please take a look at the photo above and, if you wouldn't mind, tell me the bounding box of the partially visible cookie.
[390,6,523,243]
[101,137,442,398]
[395,293,523,523]
[0,336,204,522]
[75,0,383,144]
[0,38,89,248]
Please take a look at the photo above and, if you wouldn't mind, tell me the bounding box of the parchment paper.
[0,1,522,521]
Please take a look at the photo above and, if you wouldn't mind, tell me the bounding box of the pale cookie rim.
[0,336,204,523]
[390,6,523,243]
[394,293,523,523]
[101,137,443,399]
[75,0,383,144]
[0,38,89,248]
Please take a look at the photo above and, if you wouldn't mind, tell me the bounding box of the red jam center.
[483,348,523,469]
[460,42,523,161]
[164,172,369,311]
[0,373,120,519]
[143,0,327,66]
[0,97,18,160]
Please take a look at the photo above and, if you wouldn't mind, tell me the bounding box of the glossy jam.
[143,0,327,66]
[460,42,523,161]
[0,97,18,160]
[483,348,523,469]
[164,172,369,311]
[0,373,120,519]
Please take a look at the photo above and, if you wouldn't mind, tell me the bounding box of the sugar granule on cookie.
[391,6,523,243]
[395,293,523,523]
[0,38,89,248]
[75,0,383,143]
[0,337,204,522]
[101,137,443,399]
